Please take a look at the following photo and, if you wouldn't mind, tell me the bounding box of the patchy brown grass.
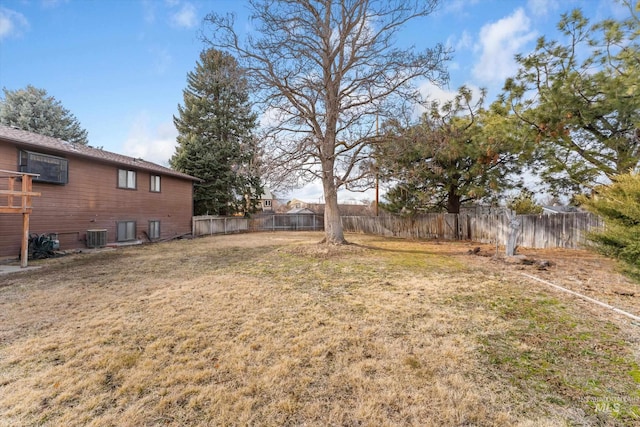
[1,232,639,426]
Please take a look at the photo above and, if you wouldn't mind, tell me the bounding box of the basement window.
[19,150,68,184]
[116,221,136,242]
[148,220,160,239]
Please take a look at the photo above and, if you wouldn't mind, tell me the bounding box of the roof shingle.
[0,125,199,181]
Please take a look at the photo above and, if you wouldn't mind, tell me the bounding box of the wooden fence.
[192,216,249,236]
[193,212,603,249]
[249,214,324,232]
[341,212,604,249]
[192,214,324,236]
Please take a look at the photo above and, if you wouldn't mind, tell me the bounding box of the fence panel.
[248,214,324,232]
[193,212,603,249]
[192,216,249,236]
[341,212,603,249]
[516,212,604,249]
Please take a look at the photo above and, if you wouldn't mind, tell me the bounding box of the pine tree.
[0,85,89,145]
[507,190,543,215]
[377,87,527,214]
[170,49,262,216]
[504,5,639,196]
[578,173,640,281]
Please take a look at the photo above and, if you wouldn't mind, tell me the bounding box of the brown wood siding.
[0,141,193,258]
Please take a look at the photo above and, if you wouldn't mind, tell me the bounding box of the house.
[286,198,375,216]
[260,187,275,212]
[0,125,199,259]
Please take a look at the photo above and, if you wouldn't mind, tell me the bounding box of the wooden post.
[7,176,14,209]
[505,210,521,256]
[0,171,39,267]
[20,176,32,268]
[21,212,30,268]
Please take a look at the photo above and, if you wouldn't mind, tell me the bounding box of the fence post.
[505,210,520,256]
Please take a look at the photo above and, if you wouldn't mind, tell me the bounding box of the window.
[264,200,272,207]
[118,169,136,189]
[19,150,68,184]
[150,175,161,192]
[116,221,136,242]
[148,220,160,239]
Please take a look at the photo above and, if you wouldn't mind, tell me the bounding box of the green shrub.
[578,173,640,281]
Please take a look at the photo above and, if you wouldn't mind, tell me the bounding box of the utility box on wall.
[86,229,107,248]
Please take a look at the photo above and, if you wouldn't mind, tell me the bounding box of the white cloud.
[0,7,29,41]
[415,81,458,116]
[169,2,197,29]
[472,8,537,87]
[440,0,481,17]
[526,0,559,17]
[446,30,473,53]
[122,113,177,166]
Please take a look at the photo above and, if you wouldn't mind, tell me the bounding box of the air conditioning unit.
[86,229,107,248]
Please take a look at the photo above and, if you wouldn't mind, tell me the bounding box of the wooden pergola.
[0,169,41,267]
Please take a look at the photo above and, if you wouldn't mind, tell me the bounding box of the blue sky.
[0,0,628,202]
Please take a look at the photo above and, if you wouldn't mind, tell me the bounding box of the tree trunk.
[323,183,347,245]
[321,172,346,245]
[446,185,461,214]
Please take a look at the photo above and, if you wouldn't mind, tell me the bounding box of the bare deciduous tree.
[203,0,449,244]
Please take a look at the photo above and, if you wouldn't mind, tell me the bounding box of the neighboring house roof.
[542,205,580,214]
[287,207,315,214]
[261,188,274,200]
[288,200,373,216]
[0,125,200,181]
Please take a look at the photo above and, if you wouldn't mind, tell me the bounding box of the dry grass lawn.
[1,232,639,426]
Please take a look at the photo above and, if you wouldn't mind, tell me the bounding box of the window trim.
[19,150,69,185]
[117,169,137,190]
[150,174,161,193]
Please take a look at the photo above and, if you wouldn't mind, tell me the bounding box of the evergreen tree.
[507,189,543,215]
[377,87,527,214]
[0,85,89,145]
[503,4,639,196]
[578,173,640,282]
[170,49,262,216]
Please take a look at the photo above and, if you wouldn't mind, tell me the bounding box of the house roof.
[261,187,274,200]
[0,125,200,181]
[542,205,580,214]
[287,207,315,214]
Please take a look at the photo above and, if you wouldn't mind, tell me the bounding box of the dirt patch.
[461,243,639,315]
